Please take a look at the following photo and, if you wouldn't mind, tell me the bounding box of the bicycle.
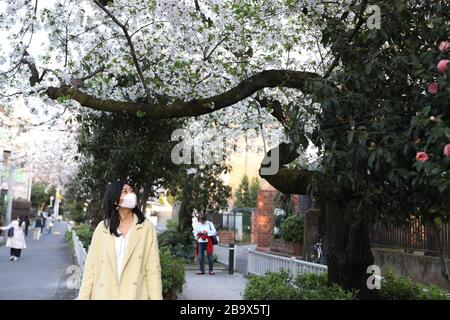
[305,239,327,265]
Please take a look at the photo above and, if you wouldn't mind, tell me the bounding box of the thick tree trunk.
[319,197,379,299]
[260,143,378,298]
[178,191,194,234]
[431,223,450,287]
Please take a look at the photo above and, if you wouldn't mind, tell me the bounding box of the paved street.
[177,269,248,300]
[0,221,78,300]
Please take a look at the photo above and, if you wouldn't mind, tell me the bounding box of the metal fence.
[214,244,236,270]
[68,224,88,268]
[370,218,450,255]
[247,249,327,276]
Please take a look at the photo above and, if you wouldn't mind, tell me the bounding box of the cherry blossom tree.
[3,0,449,298]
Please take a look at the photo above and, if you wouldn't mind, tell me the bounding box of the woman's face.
[118,184,134,206]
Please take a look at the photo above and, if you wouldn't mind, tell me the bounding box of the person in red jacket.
[193,213,217,275]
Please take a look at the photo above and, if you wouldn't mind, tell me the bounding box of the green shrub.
[67,210,87,225]
[160,249,185,300]
[244,271,357,300]
[165,219,178,230]
[294,273,358,300]
[65,230,73,248]
[280,214,304,243]
[380,271,450,300]
[158,229,195,263]
[74,224,94,249]
[245,270,450,300]
[243,271,300,300]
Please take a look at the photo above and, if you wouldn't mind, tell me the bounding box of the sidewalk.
[177,269,248,300]
[0,221,78,300]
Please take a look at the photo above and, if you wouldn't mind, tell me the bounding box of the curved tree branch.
[46,69,322,119]
[259,142,314,195]
[21,50,40,86]
[254,97,287,127]
[260,167,314,195]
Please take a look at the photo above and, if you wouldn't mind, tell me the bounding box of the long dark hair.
[18,215,24,227]
[102,180,145,237]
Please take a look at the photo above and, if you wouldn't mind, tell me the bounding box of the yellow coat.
[77,214,163,300]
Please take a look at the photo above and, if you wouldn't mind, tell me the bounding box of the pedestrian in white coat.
[0,216,27,261]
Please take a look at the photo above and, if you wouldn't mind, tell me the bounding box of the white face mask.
[120,193,137,209]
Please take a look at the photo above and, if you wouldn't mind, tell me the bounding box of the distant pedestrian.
[24,216,30,237]
[0,216,27,261]
[33,215,43,240]
[193,213,217,275]
[41,210,47,234]
[47,215,54,234]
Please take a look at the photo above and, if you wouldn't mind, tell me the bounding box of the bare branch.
[204,33,230,62]
[93,0,151,99]
[193,0,213,27]
[1,0,38,77]
[69,66,106,88]
[130,22,155,38]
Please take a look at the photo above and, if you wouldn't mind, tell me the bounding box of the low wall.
[270,239,303,257]
[372,247,450,291]
[218,230,235,245]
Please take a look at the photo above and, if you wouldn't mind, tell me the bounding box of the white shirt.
[193,221,216,243]
[115,228,131,283]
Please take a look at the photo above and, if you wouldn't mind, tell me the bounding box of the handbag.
[209,222,218,245]
[7,227,14,238]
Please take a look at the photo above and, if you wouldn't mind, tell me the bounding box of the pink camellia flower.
[416,151,429,162]
[437,59,450,73]
[439,41,450,53]
[444,144,450,157]
[428,82,439,95]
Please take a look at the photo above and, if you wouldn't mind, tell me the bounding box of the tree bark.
[259,142,313,195]
[319,197,379,299]
[178,191,194,234]
[45,70,321,118]
[431,223,450,287]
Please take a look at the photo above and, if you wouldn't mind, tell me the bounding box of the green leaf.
[421,106,431,116]
[365,63,373,75]
[136,110,146,118]
[396,168,411,179]
[444,128,450,139]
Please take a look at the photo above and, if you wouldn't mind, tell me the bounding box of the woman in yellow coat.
[77,180,163,300]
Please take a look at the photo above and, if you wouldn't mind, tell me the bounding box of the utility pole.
[27,163,33,201]
[54,185,60,218]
